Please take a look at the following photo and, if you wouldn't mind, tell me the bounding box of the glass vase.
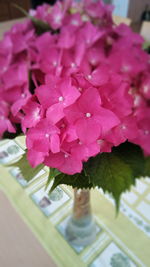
[65,188,97,246]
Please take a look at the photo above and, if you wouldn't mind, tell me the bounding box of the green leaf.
[29,17,52,35]
[84,153,134,211]
[12,3,59,35]
[45,168,60,189]
[48,142,147,212]
[9,153,44,182]
[143,41,150,50]
[144,157,150,177]
[113,142,145,180]
[49,171,93,194]
[49,173,65,193]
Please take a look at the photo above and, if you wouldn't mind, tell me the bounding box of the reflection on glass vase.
[65,188,97,246]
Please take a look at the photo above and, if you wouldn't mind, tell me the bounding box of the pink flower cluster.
[1,0,150,174]
[0,19,35,137]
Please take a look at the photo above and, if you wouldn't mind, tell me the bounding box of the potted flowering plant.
[0,0,150,245]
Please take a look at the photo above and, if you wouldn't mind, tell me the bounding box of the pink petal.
[64,103,83,124]
[27,149,46,167]
[50,134,60,153]
[44,152,64,169]
[95,107,120,135]
[46,103,64,124]
[75,118,101,144]
[78,87,101,114]
[59,156,82,175]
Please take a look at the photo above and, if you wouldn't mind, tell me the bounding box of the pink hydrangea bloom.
[0,100,15,138]
[21,96,44,132]
[26,119,60,167]
[0,0,150,175]
[64,87,120,143]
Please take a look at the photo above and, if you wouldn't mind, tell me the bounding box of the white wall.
[112,0,129,17]
[112,0,150,22]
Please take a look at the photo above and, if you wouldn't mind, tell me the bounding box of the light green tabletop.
[0,137,149,267]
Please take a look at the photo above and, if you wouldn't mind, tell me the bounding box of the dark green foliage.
[49,142,148,211]
[3,125,23,139]
[13,4,59,35]
[84,152,133,211]
[145,157,150,177]
[143,41,150,54]
[10,142,150,211]
[45,168,60,189]
[112,142,145,179]
[49,171,93,194]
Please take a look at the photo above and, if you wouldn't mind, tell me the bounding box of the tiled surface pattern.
[0,138,149,267]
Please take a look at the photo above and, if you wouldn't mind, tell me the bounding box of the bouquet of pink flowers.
[0,0,150,206]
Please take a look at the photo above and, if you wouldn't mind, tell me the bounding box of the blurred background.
[0,0,150,24]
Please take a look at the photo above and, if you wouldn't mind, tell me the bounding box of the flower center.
[97,139,103,145]
[54,15,62,24]
[71,62,76,68]
[134,95,141,107]
[86,112,91,118]
[45,134,49,138]
[59,96,64,102]
[21,93,26,98]
[87,74,92,80]
[61,123,65,128]
[64,153,69,158]
[33,108,40,119]
[53,61,57,67]
[121,125,126,130]
[90,59,96,65]
[143,85,149,93]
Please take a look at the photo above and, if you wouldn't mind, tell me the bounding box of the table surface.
[0,18,150,267]
[0,190,56,267]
